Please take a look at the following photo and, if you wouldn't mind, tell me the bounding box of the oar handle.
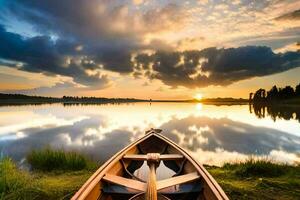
[145,153,160,200]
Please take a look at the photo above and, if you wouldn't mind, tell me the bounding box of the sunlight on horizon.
[194,93,203,101]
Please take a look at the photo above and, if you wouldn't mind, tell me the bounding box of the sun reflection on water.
[196,103,203,111]
[0,103,299,166]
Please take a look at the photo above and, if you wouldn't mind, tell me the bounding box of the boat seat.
[123,154,184,161]
[157,172,200,190]
[102,172,200,192]
[102,174,146,191]
[129,193,170,200]
[102,183,202,195]
[102,184,140,195]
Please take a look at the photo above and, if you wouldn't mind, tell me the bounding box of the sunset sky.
[0,0,299,99]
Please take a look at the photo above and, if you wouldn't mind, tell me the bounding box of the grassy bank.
[0,147,98,199]
[206,159,300,200]
[0,157,93,199]
[1,150,299,200]
[27,147,97,171]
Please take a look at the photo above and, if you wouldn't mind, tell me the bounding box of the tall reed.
[27,147,96,171]
[223,158,293,177]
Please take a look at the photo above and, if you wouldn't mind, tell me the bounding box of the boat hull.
[72,131,229,200]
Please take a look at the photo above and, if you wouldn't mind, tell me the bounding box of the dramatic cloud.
[0,0,300,92]
[0,0,187,88]
[2,82,82,96]
[275,9,300,21]
[0,25,109,89]
[276,42,300,53]
[134,46,300,88]
[0,0,185,53]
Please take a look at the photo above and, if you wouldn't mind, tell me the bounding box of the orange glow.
[194,93,203,101]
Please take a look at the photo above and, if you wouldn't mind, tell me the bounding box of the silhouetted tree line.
[249,103,300,123]
[0,93,148,105]
[0,93,59,100]
[249,83,300,123]
[62,96,147,103]
[249,83,300,104]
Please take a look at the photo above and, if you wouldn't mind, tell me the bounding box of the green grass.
[0,156,94,199]
[207,159,300,200]
[27,147,97,171]
[32,171,93,199]
[222,158,293,177]
[1,153,299,200]
[0,157,49,199]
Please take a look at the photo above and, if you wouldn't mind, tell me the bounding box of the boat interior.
[97,133,210,200]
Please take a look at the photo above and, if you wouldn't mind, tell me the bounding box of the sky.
[0,0,299,99]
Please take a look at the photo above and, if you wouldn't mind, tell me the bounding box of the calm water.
[0,103,299,166]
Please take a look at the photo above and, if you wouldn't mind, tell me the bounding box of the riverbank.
[206,161,300,200]
[0,93,249,106]
[1,150,299,200]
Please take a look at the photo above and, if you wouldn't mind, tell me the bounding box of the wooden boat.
[72,129,229,200]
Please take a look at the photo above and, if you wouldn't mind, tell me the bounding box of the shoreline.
[1,148,299,199]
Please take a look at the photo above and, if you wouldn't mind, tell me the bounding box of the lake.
[0,103,299,166]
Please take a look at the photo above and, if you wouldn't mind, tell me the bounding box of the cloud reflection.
[1,106,299,166]
[160,116,300,165]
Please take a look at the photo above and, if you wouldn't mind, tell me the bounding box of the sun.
[194,93,203,101]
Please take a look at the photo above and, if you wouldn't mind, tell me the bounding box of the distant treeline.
[249,83,300,123]
[199,97,248,103]
[61,96,147,103]
[0,93,148,105]
[0,93,59,101]
[0,93,250,106]
[250,83,300,104]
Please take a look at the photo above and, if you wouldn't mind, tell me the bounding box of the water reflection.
[160,116,300,165]
[250,103,300,122]
[0,103,299,166]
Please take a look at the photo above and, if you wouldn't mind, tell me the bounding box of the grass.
[206,158,300,200]
[222,158,291,177]
[0,154,95,199]
[1,152,299,200]
[0,157,49,199]
[31,170,93,199]
[27,147,97,171]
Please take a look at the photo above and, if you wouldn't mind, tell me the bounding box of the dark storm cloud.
[275,9,300,21]
[1,1,300,89]
[2,82,81,96]
[134,46,300,88]
[1,0,183,40]
[94,49,133,73]
[0,0,184,84]
[0,25,110,89]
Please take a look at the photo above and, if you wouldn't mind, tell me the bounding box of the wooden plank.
[123,154,147,160]
[102,174,146,192]
[157,172,200,190]
[160,154,184,160]
[72,136,146,200]
[72,131,229,200]
[153,133,229,200]
[123,154,184,160]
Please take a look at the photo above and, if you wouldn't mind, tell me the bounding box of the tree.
[278,86,295,99]
[266,85,278,101]
[296,83,300,97]
[249,93,253,101]
[253,88,266,103]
